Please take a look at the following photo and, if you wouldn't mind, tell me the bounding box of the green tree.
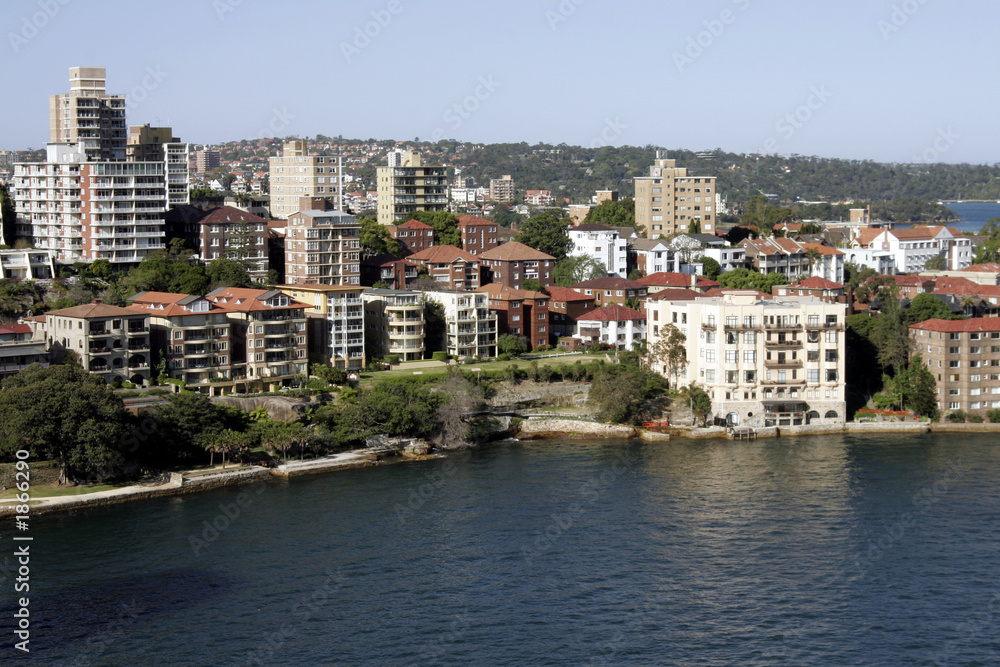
[144,392,246,466]
[902,355,939,420]
[359,216,402,258]
[584,198,636,229]
[689,385,712,426]
[497,334,529,356]
[701,256,721,279]
[517,209,572,260]
[647,324,687,388]
[688,219,702,234]
[924,255,946,271]
[0,182,16,247]
[587,364,670,425]
[716,268,787,292]
[207,257,252,288]
[406,211,461,247]
[521,278,545,293]
[553,255,607,286]
[341,378,442,439]
[0,364,135,484]
[123,242,210,296]
[870,294,909,375]
[905,293,956,325]
[973,218,1000,264]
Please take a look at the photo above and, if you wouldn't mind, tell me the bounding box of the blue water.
[943,202,1000,234]
[4,433,1000,665]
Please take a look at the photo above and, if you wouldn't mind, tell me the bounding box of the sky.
[2,0,998,164]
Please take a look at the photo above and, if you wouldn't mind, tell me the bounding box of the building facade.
[457,214,500,256]
[570,277,647,306]
[269,140,342,219]
[165,205,268,278]
[910,318,1000,417]
[387,219,434,254]
[480,242,555,290]
[49,67,126,161]
[376,151,448,225]
[489,174,514,203]
[126,124,190,207]
[477,284,549,350]
[576,304,646,351]
[363,289,426,362]
[408,245,482,290]
[568,224,628,278]
[422,290,497,359]
[0,324,48,380]
[284,197,361,285]
[645,291,847,427]
[634,151,717,237]
[44,301,151,385]
[275,283,365,369]
[546,286,596,342]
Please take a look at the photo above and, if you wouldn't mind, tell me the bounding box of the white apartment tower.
[49,67,127,162]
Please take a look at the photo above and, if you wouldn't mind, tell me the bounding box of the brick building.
[476,284,549,350]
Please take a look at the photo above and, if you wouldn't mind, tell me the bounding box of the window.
[726,350,737,364]
[808,350,820,362]
[971,360,982,368]
[706,331,715,344]
[705,369,715,382]
[726,316,737,328]
[825,330,838,343]
[744,331,756,344]
[970,347,981,354]
[744,370,756,383]
[727,332,737,344]
[949,402,961,410]
[949,388,961,396]
[744,316,756,328]
[705,350,715,363]
[808,369,820,382]
[825,350,838,362]
[970,388,981,396]
[949,347,960,354]
[707,315,716,326]
[512,315,520,321]
[726,370,738,383]
[950,333,961,340]
[808,315,820,327]
[826,369,838,382]
[744,350,756,363]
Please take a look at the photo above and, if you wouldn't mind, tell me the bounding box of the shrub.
[432,351,449,362]
[946,410,967,423]
[538,365,554,383]
[385,354,401,366]
[969,414,984,423]
[497,353,513,362]
[530,360,540,382]
[587,344,603,355]
[988,409,1000,423]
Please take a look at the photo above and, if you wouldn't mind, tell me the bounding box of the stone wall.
[490,380,590,410]
[516,418,635,440]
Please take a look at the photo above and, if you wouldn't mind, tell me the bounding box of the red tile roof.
[128,292,229,317]
[909,318,1000,333]
[645,288,700,301]
[46,301,143,319]
[701,288,771,299]
[475,284,547,301]
[199,206,268,225]
[789,276,844,290]
[408,245,478,263]
[888,226,950,241]
[480,241,555,262]
[393,219,434,230]
[635,272,720,288]
[579,304,645,322]
[854,227,884,248]
[571,276,646,291]
[0,324,31,335]
[962,263,1000,273]
[545,286,594,302]
[207,287,309,312]
[457,214,493,228]
[799,242,844,256]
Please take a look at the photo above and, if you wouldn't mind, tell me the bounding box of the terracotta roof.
[571,276,646,291]
[199,206,268,225]
[0,324,31,335]
[962,263,1000,273]
[479,241,555,262]
[889,226,949,241]
[128,291,229,317]
[799,242,844,256]
[789,276,844,290]
[393,219,433,230]
[909,318,1000,333]
[579,304,645,322]
[635,272,720,288]
[475,284,547,301]
[744,237,806,255]
[457,214,493,228]
[408,245,478,263]
[206,287,309,312]
[645,288,700,302]
[854,228,884,248]
[886,275,933,286]
[46,301,143,319]
[545,286,593,302]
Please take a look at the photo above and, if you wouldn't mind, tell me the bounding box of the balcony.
[765,339,802,349]
[764,359,803,369]
[765,321,802,331]
[185,330,209,341]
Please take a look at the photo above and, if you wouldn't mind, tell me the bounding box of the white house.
[630,238,676,275]
[568,223,628,278]
[851,226,972,273]
[575,304,646,351]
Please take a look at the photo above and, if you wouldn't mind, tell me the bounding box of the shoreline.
[5,419,996,518]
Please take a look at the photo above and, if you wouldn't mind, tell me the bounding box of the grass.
[0,482,129,501]
[358,354,609,386]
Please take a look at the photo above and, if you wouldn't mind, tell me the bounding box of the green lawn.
[0,482,129,501]
[358,354,610,385]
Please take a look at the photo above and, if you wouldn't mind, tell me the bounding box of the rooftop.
[909,318,1000,333]
[480,241,555,262]
[579,304,646,322]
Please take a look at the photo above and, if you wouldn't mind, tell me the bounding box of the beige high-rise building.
[634,150,717,238]
[49,67,127,162]
[489,174,514,203]
[376,151,448,225]
[269,140,342,219]
[194,149,221,173]
[284,197,361,286]
[126,124,190,207]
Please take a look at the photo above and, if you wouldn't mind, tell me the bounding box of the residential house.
[284,197,361,286]
[387,219,435,255]
[480,242,555,290]
[165,205,269,278]
[275,283,365,369]
[850,225,972,273]
[0,324,48,380]
[568,224,628,278]
[575,304,646,351]
[408,245,482,290]
[635,272,720,295]
[629,238,675,276]
[476,284,549,351]
[360,254,420,290]
[772,277,846,304]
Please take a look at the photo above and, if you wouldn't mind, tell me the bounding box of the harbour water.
[6,432,1000,665]
[942,201,1000,234]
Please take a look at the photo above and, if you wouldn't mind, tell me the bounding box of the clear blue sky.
[3,0,997,164]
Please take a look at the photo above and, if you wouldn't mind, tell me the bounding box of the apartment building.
[576,304,646,351]
[408,245,482,290]
[14,142,168,264]
[387,219,434,254]
[206,287,309,383]
[284,197,361,286]
[635,272,720,294]
[49,67,126,161]
[0,249,56,280]
[670,234,747,273]
[634,151,717,237]
[127,291,234,392]
[480,242,555,290]
[126,124,190,206]
[422,290,497,359]
[570,277,647,306]
[645,291,847,427]
[547,286,596,341]
[525,190,554,206]
[269,140,342,219]
[194,149,221,173]
[742,238,812,280]
[0,324,48,381]
[476,284,549,350]
[275,283,365,369]
[567,224,628,278]
[363,289,425,362]
[376,151,448,225]
[44,301,152,385]
[851,226,973,273]
[489,174,514,203]
[630,238,674,276]
[165,205,268,278]
[772,277,846,304]
[910,318,1000,416]
[457,214,500,256]
[361,255,420,290]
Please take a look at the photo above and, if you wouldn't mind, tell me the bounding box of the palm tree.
[960,294,977,318]
[805,247,822,278]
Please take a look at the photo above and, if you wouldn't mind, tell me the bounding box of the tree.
[716,268,787,292]
[584,198,635,229]
[924,255,946,271]
[341,378,442,439]
[521,278,545,293]
[870,295,909,375]
[517,209,572,260]
[497,334,529,356]
[0,182,15,247]
[854,275,897,304]
[973,218,1000,264]
[701,257,721,280]
[224,220,263,274]
[647,324,687,388]
[0,364,135,484]
[253,420,307,462]
[123,242,210,296]
[144,392,245,466]
[804,247,822,275]
[553,255,607,286]
[434,369,487,449]
[688,219,702,235]
[905,293,956,325]
[902,355,939,420]
[405,211,460,247]
[689,385,712,426]
[587,364,670,425]
[359,216,402,258]
[207,258,252,288]
[202,429,251,468]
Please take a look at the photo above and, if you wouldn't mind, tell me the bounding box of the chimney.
[92,298,103,304]
[690,273,696,288]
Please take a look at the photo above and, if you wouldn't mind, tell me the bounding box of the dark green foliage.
[553,255,607,286]
[405,210,461,247]
[587,363,669,425]
[0,182,15,246]
[312,363,348,384]
[142,393,248,466]
[700,257,721,280]
[423,299,446,356]
[905,293,957,325]
[521,278,545,293]
[584,198,635,229]
[123,240,210,296]
[969,414,983,423]
[924,255,947,271]
[0,364,135,483]
[987,409,1000,423]
[901,355,938,420]
[716,269,787,292]
[207,258,252,288]
[517,209,572,260]
[497,334,529,356]
[946,410,967,423]
[973,219,1000,264]
[432,351,449,362]
[342,378,443,438]
[359,216,402,258]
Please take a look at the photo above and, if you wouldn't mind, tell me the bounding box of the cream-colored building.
[645,291,847,427]
[376,151,448,225]
[49,67,127,162]
[422,290,497,359]
[284,197,361,286]
[489,174,514,203]
[269,140,342,219]
[276,283,365,369]
[363,289,426,362]
[634,151,717,238]
[126,124,190,207]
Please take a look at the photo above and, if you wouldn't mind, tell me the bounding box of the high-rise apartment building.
[909,318,1000,417]
[422,290,497,359]
[645,291,847,427]
[194,149,221,173]
[363,289,426,362]
[489,174,515,203]
[126,124,189,206]
[269,140,342,219]
[376,151,448,225]
[634,151,717,238]
[49,67,126,162]
[284,197,361,286]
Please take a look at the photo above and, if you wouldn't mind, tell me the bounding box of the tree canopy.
[360,216,402,258]
[716,269,787,292]
[517,209,572,260]
[553,255,607,286]
[404,211,460,247]
[584,198,636,230]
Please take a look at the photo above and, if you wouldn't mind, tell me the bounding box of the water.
[6,432,1000,666]
[942,202,1000,234]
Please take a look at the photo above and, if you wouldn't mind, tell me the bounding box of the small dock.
[727,427,757,441]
